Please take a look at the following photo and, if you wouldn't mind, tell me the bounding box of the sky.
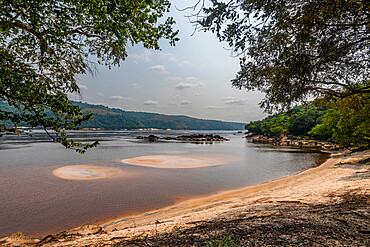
[74,1,266,124]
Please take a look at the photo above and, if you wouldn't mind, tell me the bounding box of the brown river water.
[0,130,329,237]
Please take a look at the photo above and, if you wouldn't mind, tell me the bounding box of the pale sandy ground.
[120,155,225,169]
[53,155,237,181]
[53,165,128,180]
[2,150,369,246]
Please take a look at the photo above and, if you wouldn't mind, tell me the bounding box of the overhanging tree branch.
[197,0,369,111]
[0,0,179,152]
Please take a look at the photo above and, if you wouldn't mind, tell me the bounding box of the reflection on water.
[0,130,329,237]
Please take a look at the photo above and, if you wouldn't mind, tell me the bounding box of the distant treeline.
[246,94,369,147]
[75,102,245,130]
[0,101,245,130]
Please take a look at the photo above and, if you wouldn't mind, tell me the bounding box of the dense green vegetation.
[246,105,328,137]
[309,94,370,147]
[0,101,245,130]
[246,96,370,147]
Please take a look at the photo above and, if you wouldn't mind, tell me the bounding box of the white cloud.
[77,83,88,91]
[180,100,191,105]
[207,106,224,109]
[175,83,198,90]
[222,97,247,105]
[194,92,205,96]
[164,76,182,83]
[149,64,168,73]
[175,82,204,90]
[144,100,159,105]
[110,95,131,101]
[222,97,236,101]
[185,76,198,82]
[130,50,153,62]
[180,61,190,66]
[156,51,177,62]
[174,77,204,90]
[156,52,191,66]
[166,76,205,90]
[166,53,177,62]
[131,50,178,64]
[97,92,104,97]
[132,83,142,89]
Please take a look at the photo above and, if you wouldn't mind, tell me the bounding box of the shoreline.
[1,149,369,246]
[101,150,335,230]
[101,149,331,229]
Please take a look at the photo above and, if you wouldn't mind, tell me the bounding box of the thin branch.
[175,0,203,12]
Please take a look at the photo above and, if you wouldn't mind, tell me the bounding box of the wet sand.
[121,155,222,169]
[53,165,126,180]
[53,154,230,181]
[102,151,370,233]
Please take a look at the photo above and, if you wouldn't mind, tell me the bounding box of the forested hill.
[73,102,245,130]
[0,101,245,130]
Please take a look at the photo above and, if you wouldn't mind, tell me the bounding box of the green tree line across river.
[246,94,369,147]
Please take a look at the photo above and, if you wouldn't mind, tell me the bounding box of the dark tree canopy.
[0,0,178,152]
[245,104,328,137]
[199,0,369,112]
[309,93,370,146]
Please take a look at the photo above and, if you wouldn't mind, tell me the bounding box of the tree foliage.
[246,97,369,146]
[0,0,178,152]
[245,105,328,137]
[309,94,370,146]
[200,0,369,112]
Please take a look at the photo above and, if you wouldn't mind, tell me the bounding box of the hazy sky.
[74,1,266,123]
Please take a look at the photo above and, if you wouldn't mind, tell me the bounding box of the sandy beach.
[1,149,369,246]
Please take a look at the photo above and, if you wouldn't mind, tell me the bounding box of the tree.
[199,0,369,112]
[288,112,316,136]
[245,121,263,134]
[309,94,370,146]
[0,0,178,152]
[245,104,329,137]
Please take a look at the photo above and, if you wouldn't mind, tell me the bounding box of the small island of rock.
[136,134,229,142]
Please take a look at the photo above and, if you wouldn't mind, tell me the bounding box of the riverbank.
[1,149,369,246]
[250,134,343,150]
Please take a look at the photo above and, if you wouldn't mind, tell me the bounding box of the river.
[0,130,329,237]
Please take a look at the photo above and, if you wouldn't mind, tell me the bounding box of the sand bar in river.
[53,165,125,180]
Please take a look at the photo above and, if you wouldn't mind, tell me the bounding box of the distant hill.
[0,101,245,130]
[75,102,245,130]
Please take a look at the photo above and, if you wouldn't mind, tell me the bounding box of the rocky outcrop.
[136,134,229,142]
[250,135,341,150]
